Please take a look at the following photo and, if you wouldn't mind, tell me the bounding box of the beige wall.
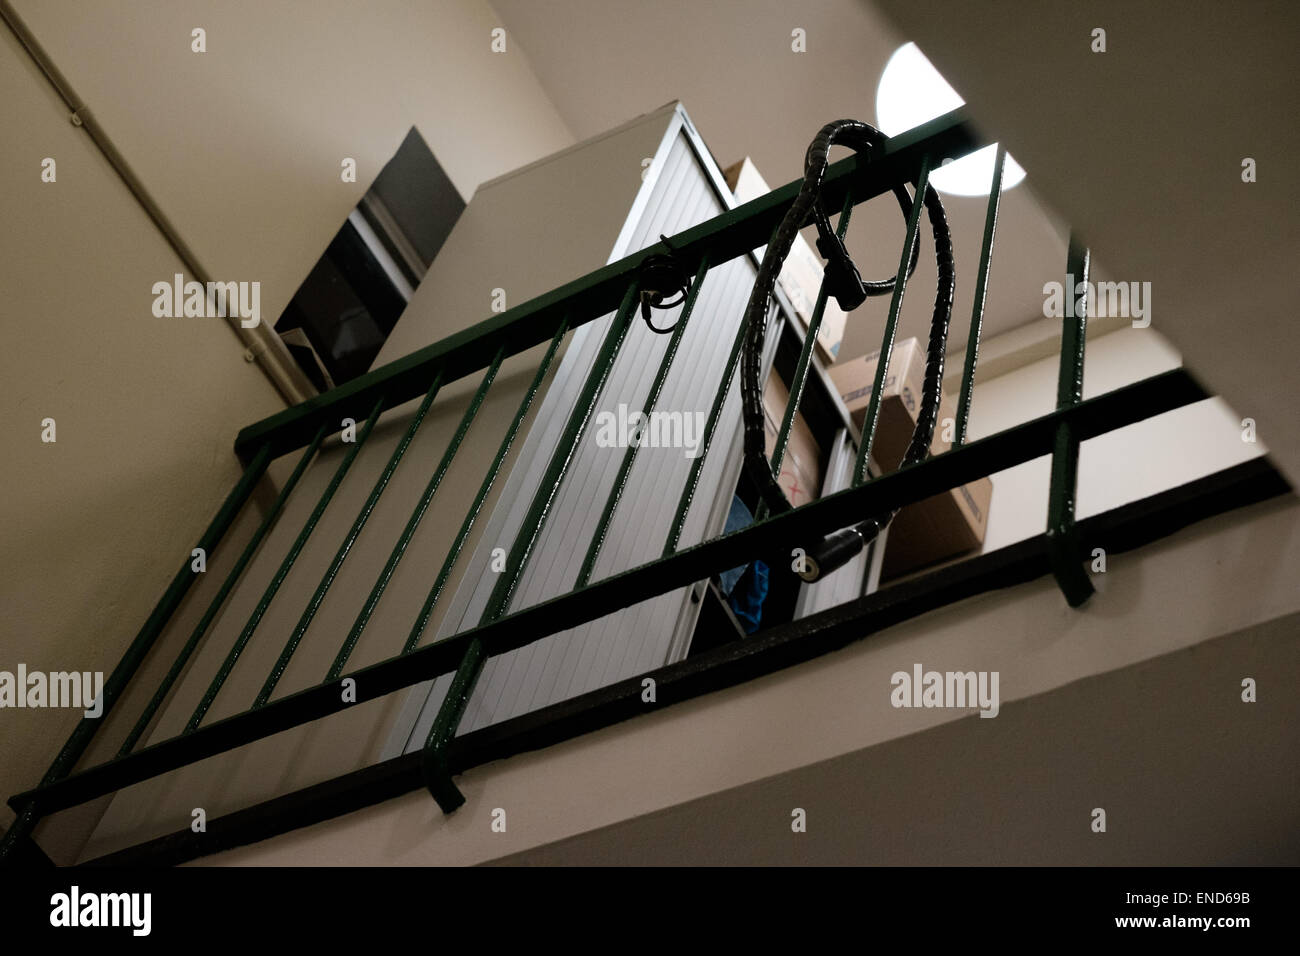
[182,319,1294,865]
[9,0,1291,867]
[68,307,1295,863]
[872,0,1300,490]
[71,105,688,862]
[201,492,1300,865]
[966,323,1266,554]
[1,0,572,862]
[0,18,285,859]
[11,0,574,325]
[491,614,1300,865]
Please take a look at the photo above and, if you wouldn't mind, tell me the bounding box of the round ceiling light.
[875,42,1026,197]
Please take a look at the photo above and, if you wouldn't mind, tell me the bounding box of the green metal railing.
[2,107,1234,863]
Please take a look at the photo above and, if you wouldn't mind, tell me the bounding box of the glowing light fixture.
[875,42,1026,197]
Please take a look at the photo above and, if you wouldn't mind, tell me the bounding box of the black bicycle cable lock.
[738,119,956,583]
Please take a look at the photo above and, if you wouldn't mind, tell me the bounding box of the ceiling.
[492,0,1080,365]
[868,0,1299,484]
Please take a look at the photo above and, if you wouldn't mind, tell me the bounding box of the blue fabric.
[729,560,769,634]
[717,496,754,596]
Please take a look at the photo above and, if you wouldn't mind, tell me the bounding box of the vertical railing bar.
[0,442,274,860]
[770,189,854,479]
[575,256,710,588]
[852,156,933,487]
[421,283,639,812]
[400,322,569,656]
[661,310,753,555]
[954,144,1007,448]
[119,425,328,755]
[480,283,639,623]
[1046,233,1095,607]
[62,443,272,746]
[186,395,386,731]
[663,221,785,556]
[420,634,485,811]
[328,349,506,678]
[254,376,446,707]
[1056,236,1089,410]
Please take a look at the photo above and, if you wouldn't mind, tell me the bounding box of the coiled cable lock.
[738,120,956,583]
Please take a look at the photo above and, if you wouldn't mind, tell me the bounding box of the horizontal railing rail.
[83,457,1290,866]
[231,109,981,463]
[3,105,1280,864]
[5,367,1214,818]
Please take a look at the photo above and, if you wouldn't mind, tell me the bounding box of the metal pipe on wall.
[0,0,315,406]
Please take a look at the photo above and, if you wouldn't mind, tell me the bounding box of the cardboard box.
[882,466,993,580]
[827,337,993,578]
[762,372,822,508]
[827,337,934,471]
[723,157,846,365]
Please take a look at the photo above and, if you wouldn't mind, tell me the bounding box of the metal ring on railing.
[637,235,695,334]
